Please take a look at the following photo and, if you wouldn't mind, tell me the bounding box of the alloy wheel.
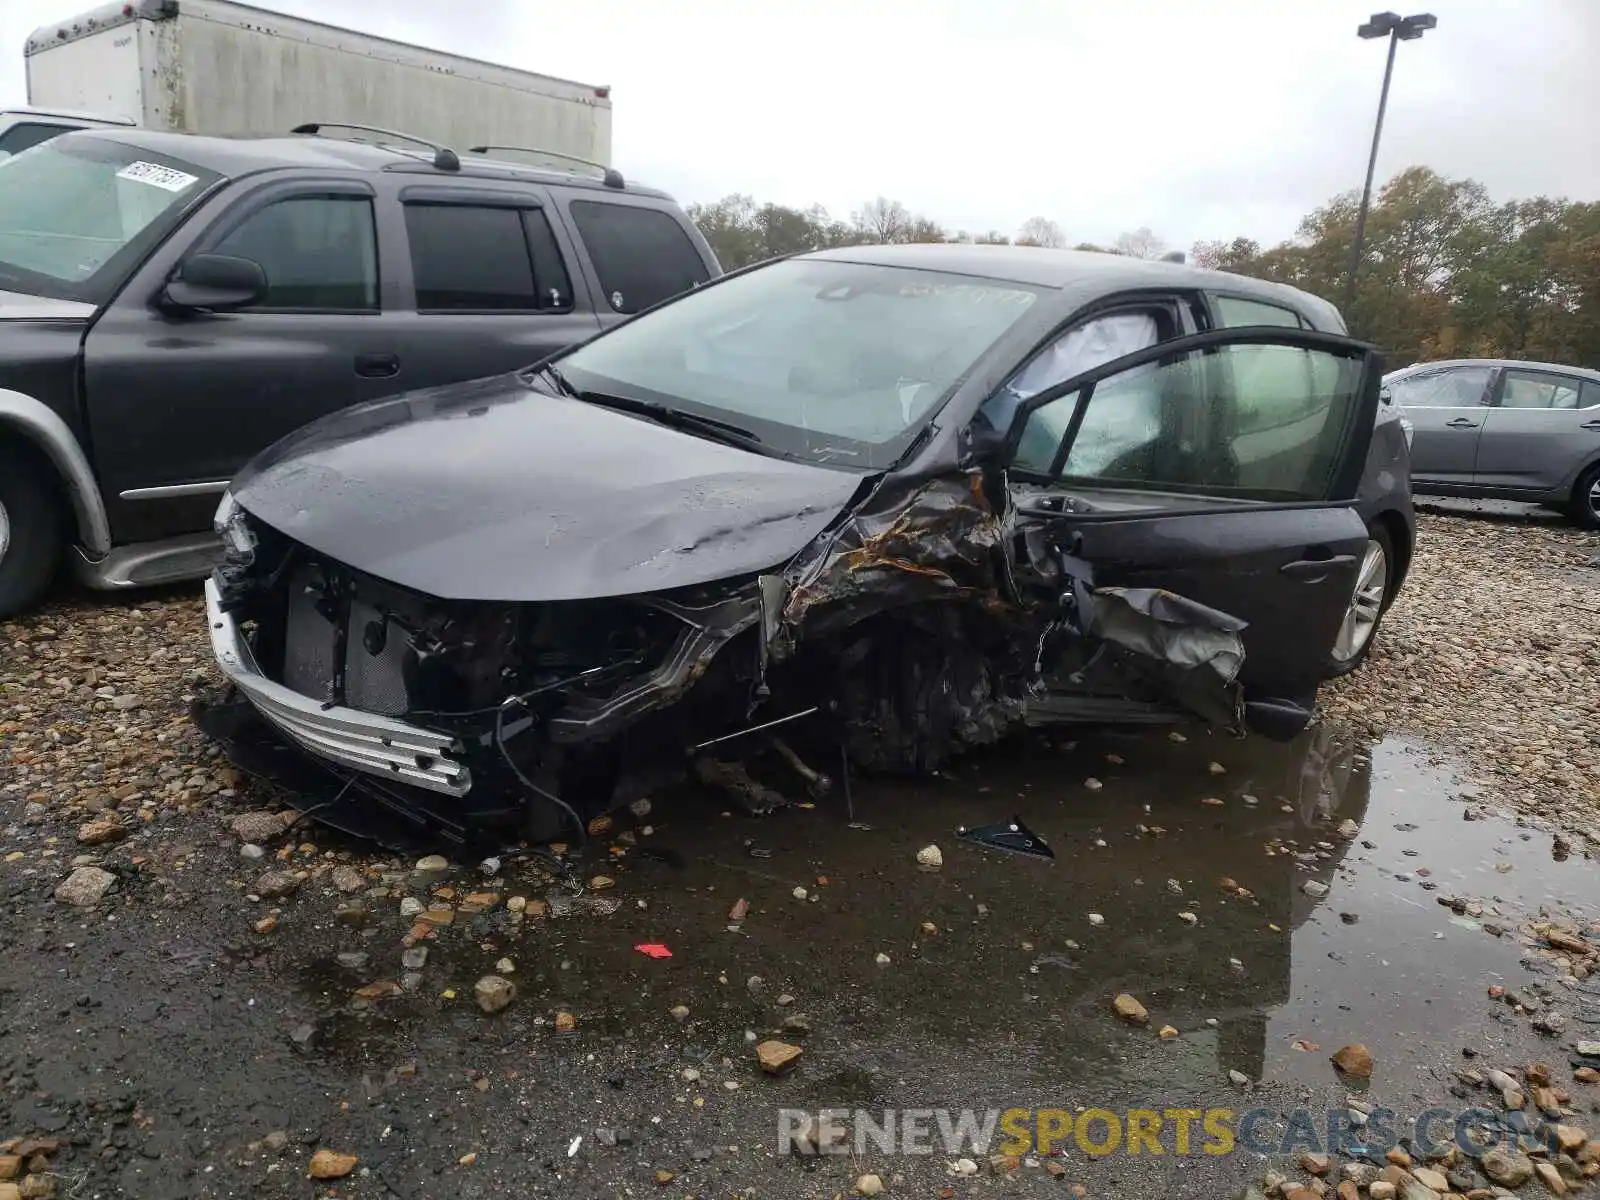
[1589,476,1600,521]
[0,498,10,566]
[1333,538,1389,663]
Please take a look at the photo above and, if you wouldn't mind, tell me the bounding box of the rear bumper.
[204,576,473,797]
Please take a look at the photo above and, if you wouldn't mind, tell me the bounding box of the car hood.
[230,373,869,602]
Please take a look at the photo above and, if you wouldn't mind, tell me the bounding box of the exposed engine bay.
[196,468,1252,850]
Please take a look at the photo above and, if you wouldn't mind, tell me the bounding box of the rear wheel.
[1325,524,1393,678]
[0,444,65,619]
[1571,462,1600,531]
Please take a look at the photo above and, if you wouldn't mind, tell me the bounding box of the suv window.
[1387,365,1492,408]
[1015,341,1364,501]
[1501,369,1582,410]
[0,122,77,159]
[404,203,574,312]
[212,195,377,310]
[568,200,709,314]
[1212,295,1303,328]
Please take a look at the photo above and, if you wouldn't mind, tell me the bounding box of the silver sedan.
[1385,357,1600,528]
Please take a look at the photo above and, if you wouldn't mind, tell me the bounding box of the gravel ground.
[2,511,1599,1200]
[1322,512,1600,840]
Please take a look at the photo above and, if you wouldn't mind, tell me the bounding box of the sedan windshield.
[556,258,1043,468]
[0,136,218,302]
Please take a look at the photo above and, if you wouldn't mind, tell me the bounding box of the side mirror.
[162,253,267,313]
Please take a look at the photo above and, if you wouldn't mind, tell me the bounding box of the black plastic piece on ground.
[956,816,1054,859]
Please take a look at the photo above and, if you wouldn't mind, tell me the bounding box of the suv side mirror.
[162,253,267,313]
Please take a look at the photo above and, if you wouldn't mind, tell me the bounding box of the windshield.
[0,136,218,302]
[556,259,1043,468]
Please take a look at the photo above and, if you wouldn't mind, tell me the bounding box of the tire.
[0,443,65,619]
[1571,462,1600,531]
[1324,523,1394,679]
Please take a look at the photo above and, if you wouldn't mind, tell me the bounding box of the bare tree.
[852,196,913,244]
[1113,226,1168,259]
[1015,216,1066,249]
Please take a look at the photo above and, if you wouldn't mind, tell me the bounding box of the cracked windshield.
[0,2,1596,1199]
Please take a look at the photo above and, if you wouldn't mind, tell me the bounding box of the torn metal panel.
[777,470,1017,644]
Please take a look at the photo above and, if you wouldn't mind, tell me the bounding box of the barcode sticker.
[115,160,199,192]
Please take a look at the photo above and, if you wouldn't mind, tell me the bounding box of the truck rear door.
[372,180,604,392]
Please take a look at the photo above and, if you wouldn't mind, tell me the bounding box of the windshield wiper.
[527,362,771,452]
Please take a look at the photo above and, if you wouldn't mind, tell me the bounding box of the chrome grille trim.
[205,577,472,797]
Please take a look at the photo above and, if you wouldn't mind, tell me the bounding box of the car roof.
[1,104,135,126]
[804,243,1347,331]
[1390,357,1600,383]
[58,127,673,199]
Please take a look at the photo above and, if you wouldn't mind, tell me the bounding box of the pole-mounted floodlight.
[1346,12,1437,315]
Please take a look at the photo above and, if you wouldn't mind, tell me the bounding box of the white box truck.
[20,0,613,166]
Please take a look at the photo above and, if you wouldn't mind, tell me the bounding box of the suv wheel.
[0,444,64,619]
[1572,462,1600,531]
[1325,524,1393,678]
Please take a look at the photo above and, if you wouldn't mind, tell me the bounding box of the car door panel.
[1474,369,1598,494]
[1387,364,1495,484]
[86,179,402,544]
[1000,325,1384,736]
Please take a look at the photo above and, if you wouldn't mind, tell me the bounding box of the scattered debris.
[1330,1043,1374,1080]
[474,976,515,1014]
[1111,994,1149,1025]
[307,1149,358,1179]
[956,817,1053,859]
[916,844,944,870]
[53,866,115,907]
[756,1040,803,1073]
[634,943,673,959]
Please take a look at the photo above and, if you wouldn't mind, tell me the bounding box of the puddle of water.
[299,721,1600,1104]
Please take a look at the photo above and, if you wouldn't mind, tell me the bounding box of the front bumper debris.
[204,577,472,797]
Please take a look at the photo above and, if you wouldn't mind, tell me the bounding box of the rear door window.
[568,200,710,314]
[404,203,573,312]
[1500,369,1582,410]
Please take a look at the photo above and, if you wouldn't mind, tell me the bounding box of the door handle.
[1280,554,1357,582]
[1581,420,1600,431]
[1445,417,1479,429]
[354,352,400,378]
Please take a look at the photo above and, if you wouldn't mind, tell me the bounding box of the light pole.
[1346,11,1437,315]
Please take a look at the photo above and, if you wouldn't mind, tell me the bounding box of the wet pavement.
[5,720,1600,1198]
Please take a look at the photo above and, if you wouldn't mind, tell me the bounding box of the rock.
[495,957,515,974]
[1331,1042,1373,1079]
[588,875,615,891]
[728,898,749,922]
[1554,1125,1588,1154]
[1479,1148,1534,1188]
[1503,1087,1525,1110]
[916,844,943,870]
[756,1040,803,1073]
[792,886,808,901]
[263,1131,288,1152]
[1397,1182,1436,1200]
[474,976,515,1014]
[777,993,795,1006]
[1336,818,1360,838]
[1337,1183,1359,1200]
[240,844,264,860]
[554,1010,576,1033]
[76,817,126,845]
[1533,1161,1569,1194]
[1576,1067,1600,1084]
[402,947,428,971]
[253,914,277,934]
[415,855,448,871]
[0,1160,16,1182]
[0,1186,18,1200]
[1410,1166,1448,1192]
[669,1004,689,1022]
[1302,880,1330,898]
[1487,1068,1518,1092]
[18,1180,50,1200]
[951,1158,979,1176]
[1112,993,1149,1024]
[1300,1152,1333,1176]
[855,1174,884,1196]
[399,897,423,918]
[1228,1069,1250,1087]
[54,866,114,907]
[1576,1040,1600,1057]
[231,811,287,843]
[335,951,369,970]
[1159,1025,1179,1039]
[780,1012,811,1036]
[253,870,300,899]
[1088,913,1105,926]
[1368,1185,1396,1200]
[307,1149,358,1179]
[329,866,364,893]
[110,693,140,711]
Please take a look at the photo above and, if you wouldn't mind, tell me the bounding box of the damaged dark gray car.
[195,245,1405,846]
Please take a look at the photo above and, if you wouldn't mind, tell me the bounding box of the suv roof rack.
[467,144,624,189]
[290,122,459,172]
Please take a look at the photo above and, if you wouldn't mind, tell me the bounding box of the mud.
[4,719,1599,1198]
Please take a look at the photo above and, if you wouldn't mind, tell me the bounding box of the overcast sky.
[2,0,1595,251]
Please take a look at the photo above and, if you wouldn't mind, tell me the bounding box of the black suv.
[0,124,720,616]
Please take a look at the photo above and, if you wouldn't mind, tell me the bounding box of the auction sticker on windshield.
[115,160,199,192]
